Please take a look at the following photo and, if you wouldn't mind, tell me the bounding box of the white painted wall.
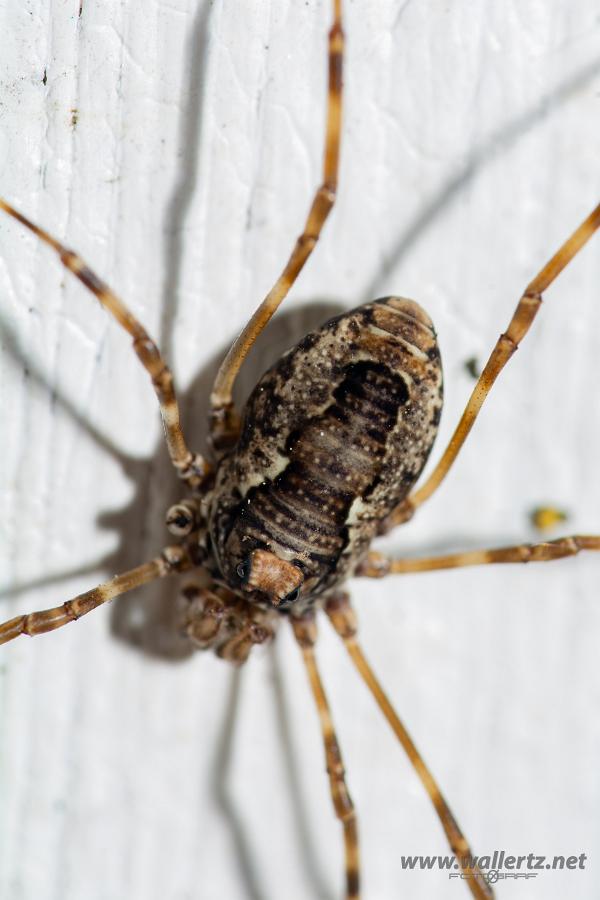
[1,2,600,899]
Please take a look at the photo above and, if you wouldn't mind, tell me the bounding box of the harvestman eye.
[1,2,600,899]
[236,559,251,582]
[281,586,301,606]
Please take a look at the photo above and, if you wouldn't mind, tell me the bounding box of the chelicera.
[1,2,599,898]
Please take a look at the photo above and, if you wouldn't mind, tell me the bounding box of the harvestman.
[1,2,600,898]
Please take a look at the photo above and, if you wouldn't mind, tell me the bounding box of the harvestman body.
[1,2,600,898]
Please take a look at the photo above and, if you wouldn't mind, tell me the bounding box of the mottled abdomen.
[209,297,443,604]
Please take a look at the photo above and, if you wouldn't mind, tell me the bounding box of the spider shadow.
[212,657,335,900]
[102,298,347,659]
[0,300,346,657]
[0,300,346,650]
[0,298,348,900]
[0,297,345,900]
[364,55,600,299]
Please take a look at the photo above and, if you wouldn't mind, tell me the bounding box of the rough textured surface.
[1,2,600,899]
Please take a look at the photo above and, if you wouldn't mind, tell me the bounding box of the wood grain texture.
[1,2,600,899]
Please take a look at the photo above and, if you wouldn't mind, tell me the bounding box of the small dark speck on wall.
[464,356,480,379]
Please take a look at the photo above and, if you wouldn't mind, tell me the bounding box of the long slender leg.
[0,545,192,645]
[209,0,344,451]
[384,202,600,528]
[291,611,360,900]
[0,198,209,488]
[325,594,493,900]
[358,534,600,577]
